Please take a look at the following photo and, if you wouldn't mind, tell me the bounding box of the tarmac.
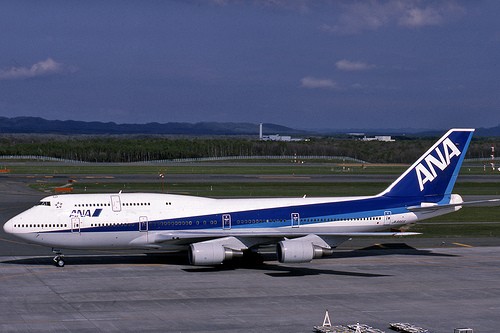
[1,176,500,332]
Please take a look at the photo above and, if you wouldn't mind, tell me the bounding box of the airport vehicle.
[3,129,497,267]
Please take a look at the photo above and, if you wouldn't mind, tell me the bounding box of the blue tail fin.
[380,129,474,199]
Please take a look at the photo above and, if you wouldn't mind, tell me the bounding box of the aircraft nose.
[3,219,13,234]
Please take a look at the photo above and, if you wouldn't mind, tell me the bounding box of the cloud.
[0,58,75,80]
[300,76,338,90]
[322,1,466,35]
[336,59,375,71]
[399,6,444,28]
[208,0,310,11]
[398,3,465,28]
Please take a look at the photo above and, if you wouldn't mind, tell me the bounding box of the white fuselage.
[3,191,449,252]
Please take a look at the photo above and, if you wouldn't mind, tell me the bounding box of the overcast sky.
[1,0,499,130]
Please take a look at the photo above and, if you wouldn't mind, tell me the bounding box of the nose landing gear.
[52,248,65,267]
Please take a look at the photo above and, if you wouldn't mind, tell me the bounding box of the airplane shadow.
[1,243,458,279]
[182,243,458,277]
[183,262,392,278]
[1,252,190,266]
[0,254,391,278]
[330,243,459,259]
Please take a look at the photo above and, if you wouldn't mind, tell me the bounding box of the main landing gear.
[52,248,65,267]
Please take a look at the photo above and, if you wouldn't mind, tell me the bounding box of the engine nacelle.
[277,237,333,263]
[189,242,243,266]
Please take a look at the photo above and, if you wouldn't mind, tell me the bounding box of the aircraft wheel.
[54,256,65,267]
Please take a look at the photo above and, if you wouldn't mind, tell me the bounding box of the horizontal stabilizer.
[408,198,500,213]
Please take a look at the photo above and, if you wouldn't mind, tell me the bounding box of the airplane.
[3,128,499,267]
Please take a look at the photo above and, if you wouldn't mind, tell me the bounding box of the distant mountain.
[0,117,498,137]
[308,125,500,137]
[476,125,500,137]
[0,117,307,136]
[406,126,500,137]
[307,127,432,134]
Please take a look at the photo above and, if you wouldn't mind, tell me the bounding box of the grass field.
[31,180,500,197]
[4,162,499,176]
[33,181,387,196]
[2,163,406,175]
[409,220,500,237]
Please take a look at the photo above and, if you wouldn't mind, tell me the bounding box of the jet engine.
[189,240,244,266]
[277,235,333,263]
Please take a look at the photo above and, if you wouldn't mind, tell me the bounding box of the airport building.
[258,123,305,142]
[361,135,395,142]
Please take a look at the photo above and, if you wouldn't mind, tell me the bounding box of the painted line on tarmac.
[452,242,474,248]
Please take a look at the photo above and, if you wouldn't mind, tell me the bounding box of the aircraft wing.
[407,198,500,213]
[153,230,420,243]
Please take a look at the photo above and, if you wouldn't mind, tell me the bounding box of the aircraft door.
[291,213,300,228]
[111,195,121,212]
[71,217,80,233]
[384,211,392,225]
[139,216,148,232]
[222,214,231,230]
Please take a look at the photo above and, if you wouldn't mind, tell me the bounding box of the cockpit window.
[38,201,51,206]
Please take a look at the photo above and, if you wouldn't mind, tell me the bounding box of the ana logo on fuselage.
[70,209,103,218]
[415,138,461,191]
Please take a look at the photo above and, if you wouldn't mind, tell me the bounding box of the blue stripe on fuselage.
[41,195,422,234]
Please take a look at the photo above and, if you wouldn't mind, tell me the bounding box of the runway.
[1,176,500,332]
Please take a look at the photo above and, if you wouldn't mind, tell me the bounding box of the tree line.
[0,135,498,163]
